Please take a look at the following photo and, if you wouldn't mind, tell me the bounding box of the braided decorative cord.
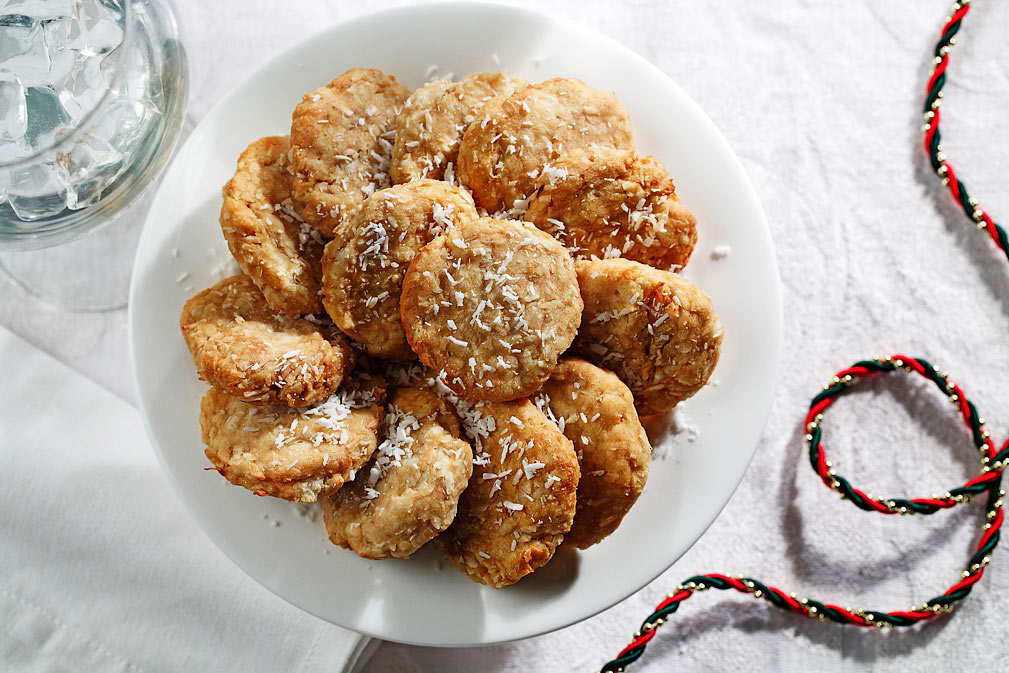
[600,2,1009,671]
[923,1,1009,259]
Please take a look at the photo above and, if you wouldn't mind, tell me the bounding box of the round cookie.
[321,180,479,360]
[321,387,473,559]
[524,148,697,271]
[457,77,634,214]
[400,217,583,402]
[572,258,723,416]
[290,68,410,238]
[533,357,651,549]
[199,374,387,502]
[220,135,325,317]
[390,72,526,184]
[438,398,580,588]
[180,275,354,408]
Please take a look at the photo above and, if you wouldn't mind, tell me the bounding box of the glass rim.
[0,0,189,251]
[0,0,135,169]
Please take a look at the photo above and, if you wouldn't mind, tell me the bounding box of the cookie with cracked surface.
[321,387,473,559]
[457,77,633,214]
[524,148,697,271]
[572,259,722,416]
[199,373,387,502]
[400,217,582,402]
[290,68,409,238]
[180,275,354,408]
[321,179,478,360]
[533,357,650,549]
[390,72,526,184]
[220,135,325,316]
[438,398,579,588]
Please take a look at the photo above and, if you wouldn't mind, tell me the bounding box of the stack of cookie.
[179,68,722,588]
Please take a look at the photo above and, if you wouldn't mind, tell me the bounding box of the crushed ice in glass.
[0,0,163,222]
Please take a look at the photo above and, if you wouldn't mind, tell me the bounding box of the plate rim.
[129,0,782,647]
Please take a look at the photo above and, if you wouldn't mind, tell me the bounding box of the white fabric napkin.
[0,326,375,673]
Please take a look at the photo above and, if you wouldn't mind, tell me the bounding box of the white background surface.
[0,327,375,673]
[4,1,1009,671]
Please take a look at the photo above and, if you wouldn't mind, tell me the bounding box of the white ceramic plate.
[129,2,780,647]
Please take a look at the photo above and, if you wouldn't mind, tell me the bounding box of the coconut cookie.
[290,68,410,238]
[400,217,582,402]
[180,275,354,408]
[390,72,526,184]
[321,180,479,360]
[438,398,579,588]
[321,387,473,559]
[220,135,325,317]
[534,357,650,549]
[457,78,634,215]
[573,259,722,416]
[199,374,387,502]
[524,148,697,271]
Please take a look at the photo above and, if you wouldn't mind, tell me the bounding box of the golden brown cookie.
[321,387,473,559]
[572,259,722,416]
[524,148,697,271]
[457,78,634,214]
[533,357,650,549]
[220,135,325,317]
[438,398,579,588]
[321,180,479,360]
[199,374,387,502]
[180,275,354,408]
[290,68,410,238]
[400,217,582,402]
[390,72,526,184]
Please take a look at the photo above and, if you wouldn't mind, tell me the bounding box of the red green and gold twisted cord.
[600,2,1008,670]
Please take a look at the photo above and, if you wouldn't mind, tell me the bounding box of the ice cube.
[7,161,68,220]
[34,17,76,86]
[23,85,69,147]
[40,13,85,51]
[0,134,32,163]
[58,54,105,123]
[78,0,124,56]
[98,42,118,86]
[106,7,164,113]
[0,167,10,203]
[0,16,52,87]
[2,17,75,88]
[89,95,155,155]
[56,131,123,209]
[0,14,37,62]
[0,1,75,19]
[2,22,72,88]
[0,76,27,141]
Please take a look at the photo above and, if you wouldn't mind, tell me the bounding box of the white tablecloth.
[0,327,377,673]
[4,1,1009,671]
